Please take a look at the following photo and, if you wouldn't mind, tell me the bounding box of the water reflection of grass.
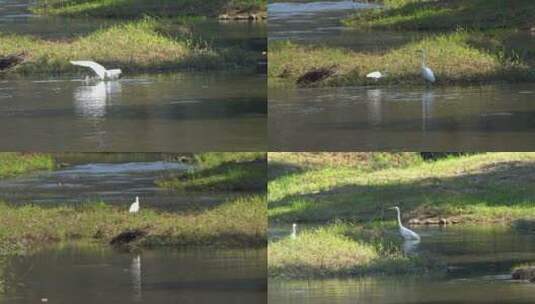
[269,222,434,278]
[32,0,267,18]
[0,153,54,178]
[157,152,266,192]
[0,19,258,75]
[269,152,535,223]
[0,195,266,256]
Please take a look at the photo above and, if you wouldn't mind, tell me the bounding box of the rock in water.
[110,229,147,246]
[0,52,26,71]
[296,65,337,86]
[512,266,535,281]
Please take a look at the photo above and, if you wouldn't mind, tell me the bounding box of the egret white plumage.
[129,196,140,213]
[70,60,122,80]
[417,49,435,84]
[390,206,420,241]
[366,71,387,81]
[291,223,297,239]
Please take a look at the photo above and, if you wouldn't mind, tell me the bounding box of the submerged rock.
[110,229,148,246]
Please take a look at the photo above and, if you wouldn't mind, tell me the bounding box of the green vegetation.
[345,0,535,31]
[0,153,54,178]
[270,0,535,87]
[269,32,535,87]
[0,195,266,255]
[268,152,535,277]
[32,0,267,18]
[269,152,535,223]
[157,152,266,192]
[0,19,257,74]
[269,222,434,278]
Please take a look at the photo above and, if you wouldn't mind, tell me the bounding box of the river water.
[0,0,267,151]
[0,153,246,211]
[269,225,535,304]
[2,243,267,304]
[268,0,535,151]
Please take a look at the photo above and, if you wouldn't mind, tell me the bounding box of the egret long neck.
[396,209,402,227]
[421,52,426,67]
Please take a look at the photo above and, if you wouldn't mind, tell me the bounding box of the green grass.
[32,0,267,18]
[0,153,55,178]
[0,195,266,255]
[157,152,266,192]
[269,31,535,87]
[0,18,257,75]
[269,152,535,223]
[345,0,535,31]
[269,222,435,278]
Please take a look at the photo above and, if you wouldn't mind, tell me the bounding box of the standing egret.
[129,196,140,214]
[291,223,297,239]
[390,206,420,241]
[70,60,122,80]
[417,49,435,84]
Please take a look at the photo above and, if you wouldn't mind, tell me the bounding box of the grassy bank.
[0,195,266,255]
[0,19,256,75]
[270,0,535,87]
[269,32,535,87]
[269,222,434,278]
[268,152,535,277]
[32,0,267,18]
[269,152,535,223]
[345,0,535,31]
[0,153,54,178]
[157,152,266,192]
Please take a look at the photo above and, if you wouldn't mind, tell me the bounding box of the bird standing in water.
[390,206,420,241]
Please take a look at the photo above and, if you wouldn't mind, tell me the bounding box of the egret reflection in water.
[131,254,142,302]
[74,81,122,118]
[366,89,383,126]
[422,90,435,131]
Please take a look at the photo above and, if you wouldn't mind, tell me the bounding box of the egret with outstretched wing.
[70,60,122,80]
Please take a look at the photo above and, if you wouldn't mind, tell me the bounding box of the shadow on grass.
[270,160,535,223]
[158,159,267,193]
[35,0,265,18]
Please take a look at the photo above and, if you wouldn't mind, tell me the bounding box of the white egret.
[417,49,435,84]
[129,196,140,213]
[390,206,420,241]
[366,71,387,81]
[70,60,122,80]
[291,223,297,239]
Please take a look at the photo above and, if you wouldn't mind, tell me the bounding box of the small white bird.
[417,49,436,84]
[291,223,297,239]
[129,196,140,213]
[390,206,420,241]
[70,60,122,80]
[366,71,387,81]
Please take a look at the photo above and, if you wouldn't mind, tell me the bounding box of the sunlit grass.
[0,153,54,178]
[269,152,535,223]
[345,0,535,31]
[269,30,534,87]
[269,223,433,278]
[157,152,266,192]
[0,195,267,255]
[0,19,256,74]
[32,0,267,18]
